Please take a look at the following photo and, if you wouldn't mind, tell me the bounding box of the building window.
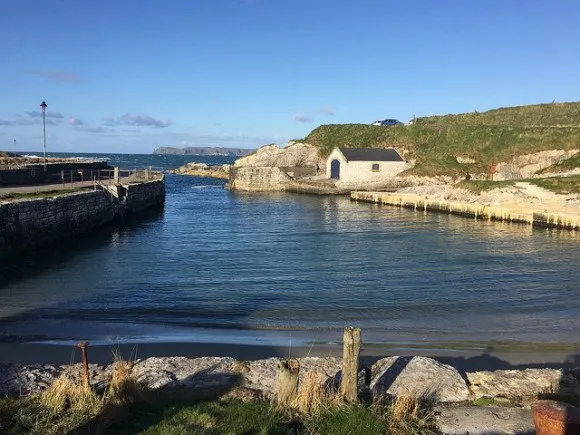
[371,163,380,172]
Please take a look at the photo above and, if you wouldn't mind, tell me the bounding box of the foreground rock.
[170,162,231,179]
[0,364,61,396]
[467,368,580,403]
[133,356,240,390]
[242,357,342,398]
[436,406,534,435]
[3,355,579,409]
[370,356,470,403]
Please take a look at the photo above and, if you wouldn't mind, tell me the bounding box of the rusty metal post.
[76,341,90,388]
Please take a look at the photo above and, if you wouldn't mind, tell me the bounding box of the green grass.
[301,102,580,177]
[531,175,580,194]
[456,180,518,193]
[473,397,516,407]
[110,398,296,435]
[0,394,441,435]
[308,404,387,435]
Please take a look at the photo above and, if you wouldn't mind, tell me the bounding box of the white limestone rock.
[234,142,323,169]
[370,356,470,403]
[467,368,580,401]
[243,357,342,398]
[133,356,239,390]
[0,364,61,396]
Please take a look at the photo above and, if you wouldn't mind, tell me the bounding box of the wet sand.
[1,341,578,373]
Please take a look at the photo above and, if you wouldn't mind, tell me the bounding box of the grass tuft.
[106,355,143,407]
[290,371,329,414]
[41,376,101,416]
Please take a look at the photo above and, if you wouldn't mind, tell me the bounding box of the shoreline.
[2,341,578,373]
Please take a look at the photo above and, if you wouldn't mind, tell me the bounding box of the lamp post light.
[40,100,47,170]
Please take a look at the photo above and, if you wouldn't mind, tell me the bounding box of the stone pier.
[0,176,165,255]
[350,191,580,231]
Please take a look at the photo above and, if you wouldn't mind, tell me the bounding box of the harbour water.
[1,153,580,356]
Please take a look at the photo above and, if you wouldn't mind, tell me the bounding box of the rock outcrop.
[226,142,328,192]
[495,149,579,180]
[170,162,231,180]
[234,142,324,169]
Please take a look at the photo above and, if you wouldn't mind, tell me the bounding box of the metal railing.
[55,167,164,186]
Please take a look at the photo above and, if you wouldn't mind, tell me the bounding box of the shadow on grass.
[66,364,254,435]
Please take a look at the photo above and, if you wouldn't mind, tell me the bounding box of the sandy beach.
[2,341,578,374]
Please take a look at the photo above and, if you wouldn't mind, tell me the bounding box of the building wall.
[326,149,409,182]
[0,178,165,255]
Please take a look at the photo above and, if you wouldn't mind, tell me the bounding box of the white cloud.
[26,69,83,84]
[68,117,84,126]
[293,113,312,123]
[25,111,64,119]
[103,113,172,129]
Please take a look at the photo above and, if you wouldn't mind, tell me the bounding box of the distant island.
[153,146,254,157]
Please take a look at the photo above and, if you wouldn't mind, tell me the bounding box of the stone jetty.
[351,191,580,231]
[0,174,165,255]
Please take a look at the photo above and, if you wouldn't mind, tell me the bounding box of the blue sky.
[1,0,579,154]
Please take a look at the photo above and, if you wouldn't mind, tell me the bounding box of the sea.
[1,152,580,356]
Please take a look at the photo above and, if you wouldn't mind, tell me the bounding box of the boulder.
[243,357,342,398]
[133,357,240,390]
[370,356,470,403]
[0,364,61,396]
[467,368,580,401]
[234,142,323,169]
[60,363,112,388]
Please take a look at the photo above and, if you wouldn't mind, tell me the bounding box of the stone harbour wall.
[0,190,113,255]
[0,177,165,255]
[123,178,166,212]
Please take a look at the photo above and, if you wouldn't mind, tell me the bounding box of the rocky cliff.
[234,142,324,169]
[226,142,326,192]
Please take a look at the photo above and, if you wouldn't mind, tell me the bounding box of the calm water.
[1,153,580,353]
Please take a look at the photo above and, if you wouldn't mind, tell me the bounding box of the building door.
[330,160,340,179]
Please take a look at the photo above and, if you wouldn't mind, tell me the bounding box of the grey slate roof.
[338,147,404,162]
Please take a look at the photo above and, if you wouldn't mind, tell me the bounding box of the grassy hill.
[304,102,580,177]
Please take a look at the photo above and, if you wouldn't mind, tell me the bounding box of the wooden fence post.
[340,327,361,402]
[277,359,300,407]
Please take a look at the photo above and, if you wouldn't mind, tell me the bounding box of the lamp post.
[40,100,47,170]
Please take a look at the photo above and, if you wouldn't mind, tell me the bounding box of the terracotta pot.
[532,400,580,435]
